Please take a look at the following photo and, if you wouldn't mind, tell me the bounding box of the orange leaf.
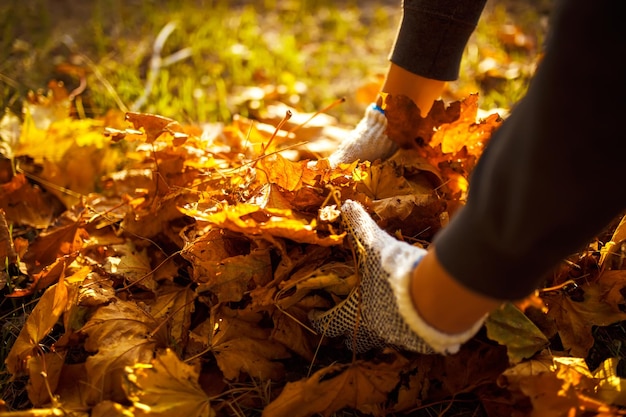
[5,281,68,376]
[181,202,344,247]
[124,112,189,145]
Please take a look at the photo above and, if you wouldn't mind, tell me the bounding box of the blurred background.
[0,0,551,127]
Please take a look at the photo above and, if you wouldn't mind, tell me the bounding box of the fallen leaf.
[124,349,216,417]
[104,242,156,292]
[125,112,189,145]
[544,272,626,357]
[5,281,68,375]
[181,202,344,247]
[80,297,167,404]
[262,351,407,417]
[486,302,550,364]
[209,305,290,381]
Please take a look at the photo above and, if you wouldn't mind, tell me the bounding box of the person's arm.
[411,248,501,334]
[326,0,486,166]
[380,63,445,117]
[433,0,626,301]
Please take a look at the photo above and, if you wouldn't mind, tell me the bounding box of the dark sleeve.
[390,0,487,81]
[433,0,626,300]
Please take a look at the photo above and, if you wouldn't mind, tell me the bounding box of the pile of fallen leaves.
[3,86,626,417]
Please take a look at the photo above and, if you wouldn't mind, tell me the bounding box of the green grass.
[0,0,547,127]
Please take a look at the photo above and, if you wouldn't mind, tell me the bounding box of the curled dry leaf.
[181,202,344,247]
[124,112,189,146]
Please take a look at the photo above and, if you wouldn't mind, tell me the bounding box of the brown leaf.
[26,352,67,406]
[183,232,272,302]
[209,306,290,381]
[149,283,196,343]
[0,173,60,228]
[262,351,407,417]
[544,271,626,357]
[22,221,87,270]
[80,297,166,404]
[8,253,77,297]
[104,242,156,292]
[125,112,189,145]
[124,349,216,417]
[383,94,462,149]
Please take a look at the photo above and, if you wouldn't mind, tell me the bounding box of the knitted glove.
[309,200,485,354]
[327,104,398,167]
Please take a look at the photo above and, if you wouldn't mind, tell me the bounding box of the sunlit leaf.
[181,202,344,246]
[125,349,216,417]
[80,297,167,403]
[486,302,550,364]
[5,281,68,375]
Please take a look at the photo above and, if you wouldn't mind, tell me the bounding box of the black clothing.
[390,0,487,81]
[432,0,626,299]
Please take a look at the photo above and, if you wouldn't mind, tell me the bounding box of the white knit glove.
[309,200,485,354]
[327,104,398,167]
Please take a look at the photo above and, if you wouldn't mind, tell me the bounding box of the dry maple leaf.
[383,94,463,149]
[80,297,168,404]
[124,349,216,417]
[22,220,88,269]
[209,305,290,381]
[183,236,272,303]
[262,351,408,417]
[499,355,618,417]
[544,271,626,357]
[104,242,156,292]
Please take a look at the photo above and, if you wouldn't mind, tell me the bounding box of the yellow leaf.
[181,203,344,247]
[593,358,626,407]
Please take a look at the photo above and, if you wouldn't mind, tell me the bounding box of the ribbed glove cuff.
[389,268,486,354]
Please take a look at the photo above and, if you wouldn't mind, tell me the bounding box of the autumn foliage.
[4,87,626,417]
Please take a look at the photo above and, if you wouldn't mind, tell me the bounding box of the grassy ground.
[1,0,549,126]
[0,0,550,412]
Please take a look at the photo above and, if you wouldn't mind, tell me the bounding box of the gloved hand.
[309,200,485,354]
[327,104,398,167]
